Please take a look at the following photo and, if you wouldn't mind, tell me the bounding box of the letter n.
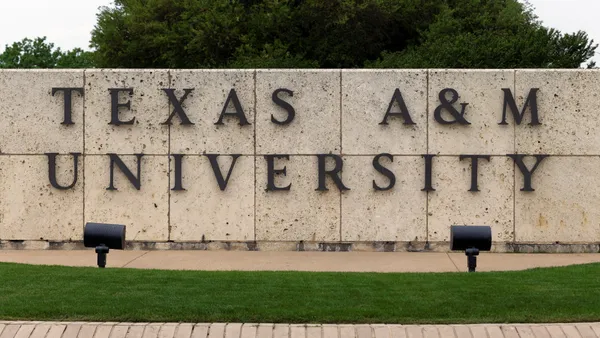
[106,154,144,191]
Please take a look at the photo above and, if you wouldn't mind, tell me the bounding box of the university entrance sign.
[0,69,597,252]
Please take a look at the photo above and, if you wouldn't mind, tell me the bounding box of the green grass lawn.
[1,262,599,324]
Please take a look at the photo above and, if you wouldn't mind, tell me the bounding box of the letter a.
[379,89,415,125]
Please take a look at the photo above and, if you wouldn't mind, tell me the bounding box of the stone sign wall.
[0,69,598,252]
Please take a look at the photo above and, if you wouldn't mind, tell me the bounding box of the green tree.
[89,0,442,68]
[0,37,96,68]
[90,0,597,69]
[91,0,245,68]
[57,48,97,68]
[366,0,598,68]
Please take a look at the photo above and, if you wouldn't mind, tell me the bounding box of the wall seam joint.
[253,69,258,242]
[339,69,343,242]
[167,70,172,242]
[82,69,87,237]
[425,69,430,244]
[513,69,517,244]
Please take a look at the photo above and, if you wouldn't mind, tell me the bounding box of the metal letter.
[499,88,540,126]
[265,155,291,191]
[161,89,195,125]
[372,153,396,191]
[108,88,135,125]
[106,154,144,191]
[206,154,241,191]
[46,152,81,190]
[379,89,415,125]
[422,154,436,192]
[507,154,549,192]
[52,88,83,125]
[433,88,470,125]
[171,154,185,191]
[315,154,350,192]
[214,89,250,126]
[271,88,295,125]
[459,155,491,192]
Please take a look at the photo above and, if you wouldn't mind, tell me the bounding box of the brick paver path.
[1,322,600,338]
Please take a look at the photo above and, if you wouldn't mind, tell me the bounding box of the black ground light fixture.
[83,222,126,268]
[450,225,492,272]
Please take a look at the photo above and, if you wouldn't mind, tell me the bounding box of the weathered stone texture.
[0,70,598,250]
[0,70,84,154]
[84,155,169,241]
[342,70,427,155]
[428,70,515,155]
[170,155,254,241]
[428,156,514,242]
[256,70,340,154]
[515,156,600,243]
[169,70,255,154]
[341,156,426,242]
[0,155,82,240]
[84,70,169,154]
[255,156,340,241]
[515,70,600,155]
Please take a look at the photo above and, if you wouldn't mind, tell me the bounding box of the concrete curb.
[2,240,600,253]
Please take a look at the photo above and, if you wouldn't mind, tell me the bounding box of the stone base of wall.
[1,240,599,253]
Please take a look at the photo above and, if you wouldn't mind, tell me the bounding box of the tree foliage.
[366,1,598,68]
[0,37,96,69]
[89,0,597,69]
[4,1,597,69]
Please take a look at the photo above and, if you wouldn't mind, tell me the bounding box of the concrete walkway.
[1,322,600,338]
[1,250,600,272]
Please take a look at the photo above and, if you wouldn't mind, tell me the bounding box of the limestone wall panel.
[256,70,340,155]
[515,70,600,155]
[341,70,427,155]
[341,155,426,242]
[169,70,255,154]
[427,156,514,242]
[84,70,169,154]
[428,70,515,155]
[0,70,83,154]
[0,155,83,240]
[170,155,254,241]
[255,155,340,241]
[515,156,600,243]
[84,155,168,241]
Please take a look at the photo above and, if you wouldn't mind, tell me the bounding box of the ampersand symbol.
[434,88,471,125]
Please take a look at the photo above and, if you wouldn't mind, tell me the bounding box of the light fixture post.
[465,247,480,272]
[450,225,491,273]
[95,244,110,268]
[84,222,126,268]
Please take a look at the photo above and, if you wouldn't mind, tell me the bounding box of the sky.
[0,0,598,65]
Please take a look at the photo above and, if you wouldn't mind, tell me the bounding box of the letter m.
[499,88,540,126]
